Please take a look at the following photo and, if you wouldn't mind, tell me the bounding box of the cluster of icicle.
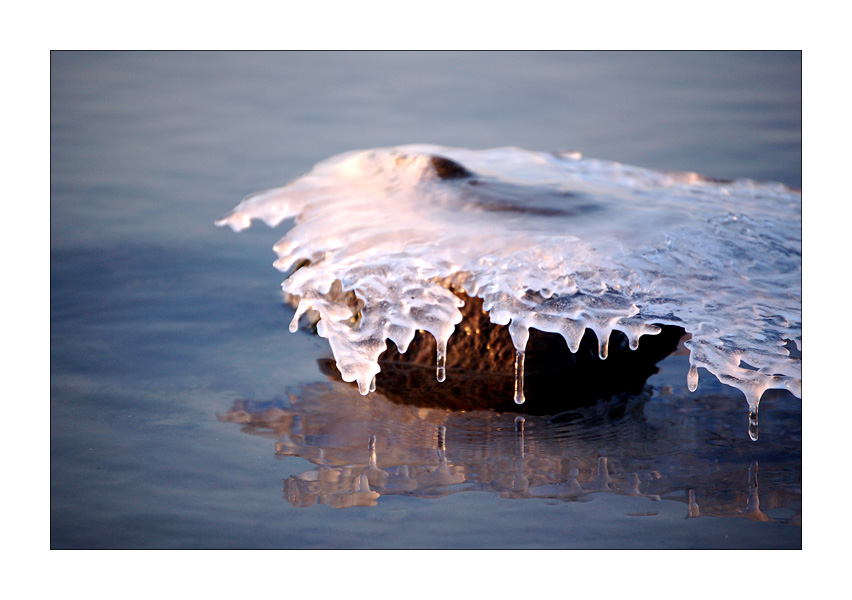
[216,145,801,432]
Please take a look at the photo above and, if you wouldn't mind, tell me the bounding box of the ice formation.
[216,145,801,429]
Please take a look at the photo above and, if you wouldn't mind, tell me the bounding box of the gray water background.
[51,51,801,549]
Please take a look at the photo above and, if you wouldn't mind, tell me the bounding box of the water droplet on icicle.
[514,350,526,405]
[369,376,376,393]
[436,339,447,382]
[687,364,699,392]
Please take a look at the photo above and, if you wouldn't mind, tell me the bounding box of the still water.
[51,51,801,549]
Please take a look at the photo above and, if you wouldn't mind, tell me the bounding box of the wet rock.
[311,291,685,415]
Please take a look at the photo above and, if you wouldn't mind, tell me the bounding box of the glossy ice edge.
[216,145,801,429]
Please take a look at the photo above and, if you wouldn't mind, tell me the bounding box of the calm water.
[51,51,801,549]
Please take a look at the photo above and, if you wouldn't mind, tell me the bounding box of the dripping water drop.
[514,350,526,405]
[436,356,446,382]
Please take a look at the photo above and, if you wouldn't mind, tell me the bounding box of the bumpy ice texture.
[216,145,801,419]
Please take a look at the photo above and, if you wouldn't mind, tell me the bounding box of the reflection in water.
[218,379,801,521]
[687,489,700,518]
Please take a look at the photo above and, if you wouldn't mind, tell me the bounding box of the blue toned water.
[51,51,801,549]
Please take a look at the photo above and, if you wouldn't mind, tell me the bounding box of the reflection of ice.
[491,417,529,495]
[590,457,614,492]
[529,468,585,500]
[284,468,380,509]
[217,145,801,424]
[362,435,389,489]
[282,424,465,507]
[219,381,801,519]
[744,461,771,522]
[410,426,466,490]
[687,490,700,518]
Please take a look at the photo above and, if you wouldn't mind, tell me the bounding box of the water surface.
[51,51,801,549]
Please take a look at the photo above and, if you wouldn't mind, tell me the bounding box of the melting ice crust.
[216,145,801,432]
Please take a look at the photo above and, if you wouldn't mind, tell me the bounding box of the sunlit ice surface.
[216,145,801,437]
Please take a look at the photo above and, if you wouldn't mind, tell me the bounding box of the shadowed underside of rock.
[312,292,685,415]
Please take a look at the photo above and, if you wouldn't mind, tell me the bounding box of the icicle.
[369,375,376,393]
[288,302,309,332]
[219,145,802,413]
[357,377,371,396]
[566,330,583,354]
[513,350,526,405]
[436,338,447,382]
[687,364,699,392]
[748,406,759,441]
[597,331,609,360]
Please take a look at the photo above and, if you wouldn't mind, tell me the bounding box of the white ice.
[216,145,802,416]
